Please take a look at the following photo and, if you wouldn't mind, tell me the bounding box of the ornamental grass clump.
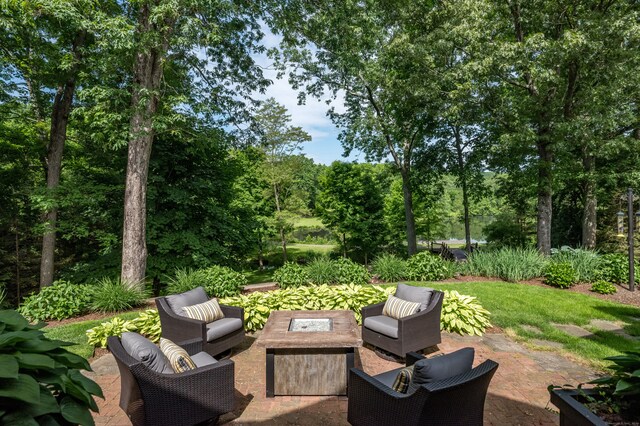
[371,253,408,282]
[89,277,146,313]
[0,309,103,425]
[550,247,601,283]
[463,247,546,282]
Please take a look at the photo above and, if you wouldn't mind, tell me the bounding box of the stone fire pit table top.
[256,310,362,349]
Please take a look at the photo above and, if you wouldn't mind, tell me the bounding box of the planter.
[549,388,608,426]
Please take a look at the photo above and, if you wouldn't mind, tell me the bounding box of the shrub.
[597,253,640,284]
[462,247,547,281]
[89,277,146,313]
[543,261,577,288]
[550,246,601,282]
[334,258,371,284]
[18,280,92,321]
[0,309,103,424]
[273,262,311,288]
[371,253,408,282]
[589,350,640,418]
[406,252,454,281]
[165,266,246,297]
[199,265,246,297]
[441,290,492,336]
[306,257,337,284]
[591,280,617,295]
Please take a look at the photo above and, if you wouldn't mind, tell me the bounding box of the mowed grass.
[44,311,141,359]
[421,281,640,369]
[294,217,324,228]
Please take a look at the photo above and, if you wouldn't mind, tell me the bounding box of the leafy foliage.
[334,258,371,284]
[544,262,578,289]
[89,277,146,313]
[0,309,103,425]
[18,280,92,321]
[597,254,639,285]
[591,280,617,295]
[86,317,137,348]
[550,247,601,283]
[589,350,640,418]
[371,253,408,282]
[406,252,454,281]
[462,247,547,282]
[305,257,336,284]
[440,290,492,336]
[273,262,311,288]
[199,266,246,298]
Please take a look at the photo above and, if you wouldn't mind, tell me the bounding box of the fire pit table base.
[266,347,355,397]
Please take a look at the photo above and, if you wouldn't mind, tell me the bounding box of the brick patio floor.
[88,329,598,425]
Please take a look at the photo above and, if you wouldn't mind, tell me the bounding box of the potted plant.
[549,349,640,425]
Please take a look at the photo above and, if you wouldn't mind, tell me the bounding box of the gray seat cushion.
[190,351,218,368]
[166,287,208,317]
[395,283,433,311]
[121,332,173,374]
[206,317,243,341]
[408,347,474,393]
[363,315,398,338]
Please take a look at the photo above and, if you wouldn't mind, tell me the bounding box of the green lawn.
[421,281,640,369]
[44,311,141,359]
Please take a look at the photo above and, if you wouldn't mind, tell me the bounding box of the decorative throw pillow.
[159,338,196,373]
[391,366,414,393]
[182,298,225,323]
[382,295,421,320]
[395,283,433,311]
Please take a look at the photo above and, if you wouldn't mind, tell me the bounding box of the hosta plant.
[86,309,162,348]
[440,290,492,336]
[18,280,91,321]
[0,309,103,425]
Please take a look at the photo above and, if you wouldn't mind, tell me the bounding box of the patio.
[88,327,597,425]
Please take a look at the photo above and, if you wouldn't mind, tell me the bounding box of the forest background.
[1,0,639,304]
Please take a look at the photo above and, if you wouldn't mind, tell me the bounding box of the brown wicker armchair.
[347,350,499,426]
[156,287,244,357]
[107,334,235,426]
[362,286,444,358]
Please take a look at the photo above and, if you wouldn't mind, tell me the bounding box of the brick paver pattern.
[89,329,598,425]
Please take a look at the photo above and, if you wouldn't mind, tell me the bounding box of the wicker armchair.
[156,287,244,357]
[347,351,499,426]
[107,335,235,426]
[362,289,444,358]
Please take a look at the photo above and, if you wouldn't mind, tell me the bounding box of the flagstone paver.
[89,328,599,425]
[552,323,593,338]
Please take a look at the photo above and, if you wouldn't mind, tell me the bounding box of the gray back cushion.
[165,286,208,316]
[408,347,474,393]
[395,283,433,311]
[121,332,173,374]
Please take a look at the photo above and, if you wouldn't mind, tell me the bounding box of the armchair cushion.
[408,347,474,393]
[165,286,208,316]
[206,317,244,341]
[121,332,172,374]
[382,295,421,320]
[363,315,398,338]
[395,283,433,311]
[182,298,225,323]
[191,351,218,368]
[159,338,196,373]
[391,367,414,393]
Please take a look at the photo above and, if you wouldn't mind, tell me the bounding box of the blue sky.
[252,27,365,165]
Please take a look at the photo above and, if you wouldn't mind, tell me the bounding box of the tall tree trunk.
[400,168,418,256]
[121,3,172,288]
[40,30,86,288]
[581,152,597,249]
[536,137,553,255]
[272,182,288,262]
[453,127,472,251]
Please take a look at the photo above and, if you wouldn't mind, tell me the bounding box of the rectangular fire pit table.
[256,310,362,397]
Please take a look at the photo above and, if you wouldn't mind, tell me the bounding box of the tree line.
[1,0,639,302]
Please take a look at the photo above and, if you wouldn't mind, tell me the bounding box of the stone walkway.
[88,329,599,425]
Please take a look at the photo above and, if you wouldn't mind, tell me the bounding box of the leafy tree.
[317,162,385,263]
[252,98,311,262]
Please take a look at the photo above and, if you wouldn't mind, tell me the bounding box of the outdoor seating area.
[90,324,596,425]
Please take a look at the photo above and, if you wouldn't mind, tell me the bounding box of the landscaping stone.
[552,323,593,338]
[589,319,640,341]
[522,324,543,334]
[530,339,564,350]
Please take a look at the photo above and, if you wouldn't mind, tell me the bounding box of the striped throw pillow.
[391,366,414,393]
[382,295,421,320]
[182,298,225,323]
[159,338,196,373]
